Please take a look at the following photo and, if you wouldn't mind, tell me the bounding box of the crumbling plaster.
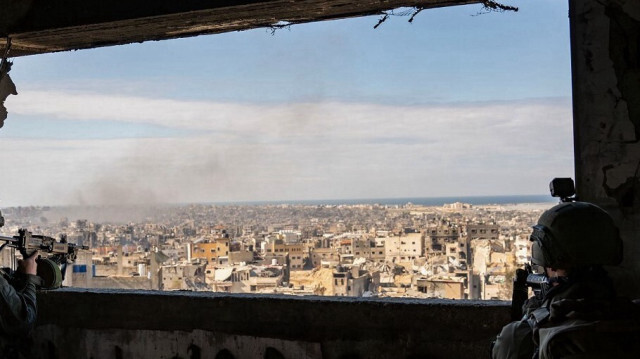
[571,0,640,297]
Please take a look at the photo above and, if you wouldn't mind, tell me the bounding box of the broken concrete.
[0,0,482,57]
[0,59,17,129]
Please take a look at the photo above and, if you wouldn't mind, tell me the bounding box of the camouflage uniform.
[492,268,640,359]
[0,271,38,359]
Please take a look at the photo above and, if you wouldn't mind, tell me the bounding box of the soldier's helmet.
[529,202,622,268]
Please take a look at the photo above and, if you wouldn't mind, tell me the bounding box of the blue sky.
[0,0,574,206]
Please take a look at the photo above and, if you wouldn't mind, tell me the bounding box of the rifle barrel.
[0,235,18,242]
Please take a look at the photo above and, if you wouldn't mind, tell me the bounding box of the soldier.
[491,201,640,359]
[0,210,39,358]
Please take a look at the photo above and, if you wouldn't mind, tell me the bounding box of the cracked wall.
[571,0,640,298]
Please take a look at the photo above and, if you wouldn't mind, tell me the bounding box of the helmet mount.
[550,178,577,203]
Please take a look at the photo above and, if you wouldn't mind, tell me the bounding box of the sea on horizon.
[212,194,558,207]
[1,194,558,210]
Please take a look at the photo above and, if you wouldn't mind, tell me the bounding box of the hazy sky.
[0,0,574,206]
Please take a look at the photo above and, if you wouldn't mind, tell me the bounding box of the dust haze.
[0,95,574,208]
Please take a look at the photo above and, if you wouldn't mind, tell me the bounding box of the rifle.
[510,263,548,320]
[0,228,89,289]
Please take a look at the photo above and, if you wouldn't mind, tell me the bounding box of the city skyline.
[0,0,574,207]
[0,198,550,300]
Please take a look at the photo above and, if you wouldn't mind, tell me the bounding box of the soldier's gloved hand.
[18,250,38,275]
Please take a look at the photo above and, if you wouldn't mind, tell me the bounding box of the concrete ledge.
[31,289,510,358]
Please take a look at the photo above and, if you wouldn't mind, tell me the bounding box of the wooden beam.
[0,0,482,57]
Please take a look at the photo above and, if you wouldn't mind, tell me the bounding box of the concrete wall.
[570,0,640,298]
[30,289,510,359]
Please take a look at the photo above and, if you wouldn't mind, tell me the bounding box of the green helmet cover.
[530,202,622,268]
